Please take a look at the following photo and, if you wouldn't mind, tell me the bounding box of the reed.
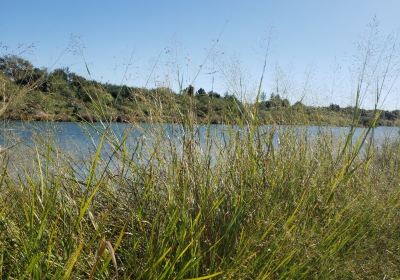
[0,37,399,279]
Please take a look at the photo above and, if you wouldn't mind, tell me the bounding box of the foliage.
[0,53,400,279]
[0,56,398,126]
[0,119,399,279]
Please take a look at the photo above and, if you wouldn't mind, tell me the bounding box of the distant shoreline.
[1,117,399,128]
[1,56,399,128]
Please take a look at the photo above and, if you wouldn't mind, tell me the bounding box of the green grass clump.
[0,117,399,279]
[1,47,400,279]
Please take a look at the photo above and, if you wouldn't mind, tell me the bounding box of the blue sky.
[1,0,400,109]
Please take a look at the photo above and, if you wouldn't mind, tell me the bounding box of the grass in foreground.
[1,36,400,278]
[0,118,399,279]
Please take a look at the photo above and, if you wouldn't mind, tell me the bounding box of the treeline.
[0,55,399,126]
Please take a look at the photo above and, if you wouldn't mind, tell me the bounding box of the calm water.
[1,121,399,156]
[1,121,399,179]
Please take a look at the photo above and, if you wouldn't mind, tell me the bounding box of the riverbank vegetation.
[1,55,399,126]
[1,107,400,279]
[1,37,400,278]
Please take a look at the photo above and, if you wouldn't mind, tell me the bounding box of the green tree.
[0,55,46,86]
[196,88,207,96]
[183,85,194,96]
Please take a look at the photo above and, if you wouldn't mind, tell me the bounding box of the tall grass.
[1,37,400,279]
[1,102,400,279]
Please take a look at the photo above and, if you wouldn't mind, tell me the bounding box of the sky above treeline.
[1,0,400,109]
